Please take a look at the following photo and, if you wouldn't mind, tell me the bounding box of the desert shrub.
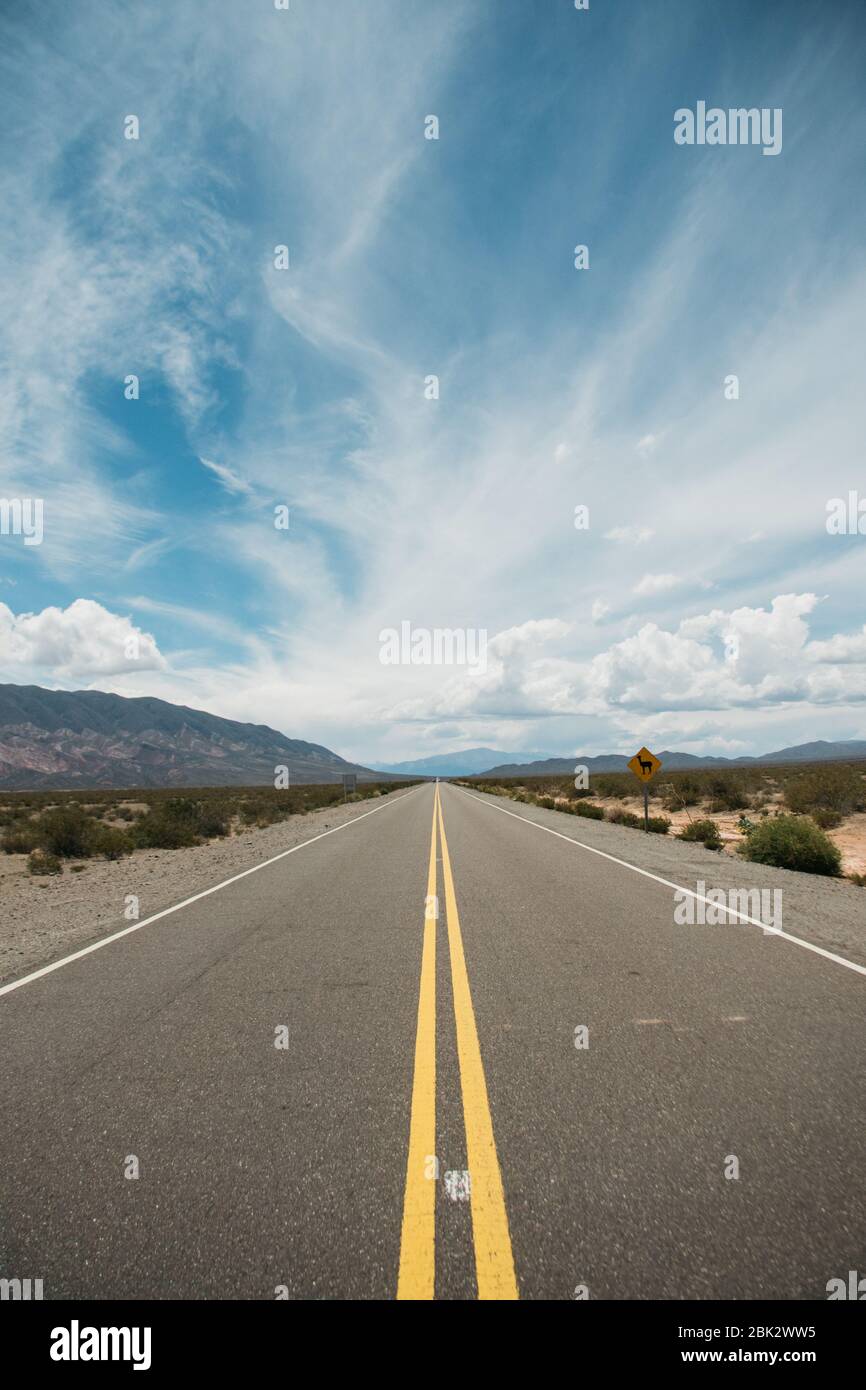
[705,774,749,811]
[647,816,671,834]
[36,806,97,858]
[849,872,866,887]
[785,764,865,816]
[739,814,842,877]
[537,796,556,809]
[661,775,703,810]
[679,818,723,850]
[132,798,203,849]
[28,848,63,875]
[197,802,231,838]
[606,809,642,828]
[2,822,41,854]
[811,807,843,830]
[86,824,133,860]
[591,775,631,800]
[572,801,605,820]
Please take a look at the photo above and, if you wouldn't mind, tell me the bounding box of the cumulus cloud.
[381,595,866,725]
[0,599,166,680]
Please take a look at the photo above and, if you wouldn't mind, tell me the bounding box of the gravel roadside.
[0,785,420,986]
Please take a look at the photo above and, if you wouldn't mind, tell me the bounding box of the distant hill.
[370,747,547,777]
[475,740,866,779]
[0,684,393,790]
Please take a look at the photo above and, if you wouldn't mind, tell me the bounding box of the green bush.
[811,807,843,830]
[132,798,203,849]
[646,816,671,835]
[572,801,605,820]
[739,814,842,877]
[28,848,63,875]
[679,818,723,849]
[37,806,96,858]
[786,764,865,816]
[86,824,134,860]
[537,796,556,809]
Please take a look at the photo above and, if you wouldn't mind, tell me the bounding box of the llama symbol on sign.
[627,747,662,782]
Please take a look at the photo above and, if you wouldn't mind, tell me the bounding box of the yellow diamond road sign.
[628,747,662,782]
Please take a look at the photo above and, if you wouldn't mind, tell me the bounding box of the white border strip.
[0,785,422,999]
[455,787,866,980]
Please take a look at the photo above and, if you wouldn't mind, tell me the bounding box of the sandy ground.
[564,793,866,876]
[0,787,415,986]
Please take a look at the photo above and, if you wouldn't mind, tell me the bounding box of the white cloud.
[372,595,866,728]
[807,627,866,664]
[604,525,654,544]
[591,599,610,623]
[0,600,166,680]
[633,572,682,596]
[199,457,254,498]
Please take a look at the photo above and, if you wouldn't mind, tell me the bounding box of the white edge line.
[455,786,866,980]
[0,785,423,999]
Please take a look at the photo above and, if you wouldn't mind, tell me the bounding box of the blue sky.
[1,0,865,764]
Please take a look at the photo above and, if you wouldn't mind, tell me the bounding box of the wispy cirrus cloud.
[2,1,865,763]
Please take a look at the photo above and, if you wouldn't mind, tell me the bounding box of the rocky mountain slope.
[0,685,387,789]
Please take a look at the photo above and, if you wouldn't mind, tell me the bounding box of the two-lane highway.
[0,782,863,1299]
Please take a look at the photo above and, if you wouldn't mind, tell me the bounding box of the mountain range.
[0,685,390,790]
[370,747,547,778]
[477,741,866,778]
[2,685,863,790]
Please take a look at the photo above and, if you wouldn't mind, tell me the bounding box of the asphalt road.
[0,782,863,1300]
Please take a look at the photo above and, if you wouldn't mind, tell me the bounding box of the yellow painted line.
[437,790,519,1300]
[396,784,439,1299]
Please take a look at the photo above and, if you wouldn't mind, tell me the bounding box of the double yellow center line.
[397,783,518,1300]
